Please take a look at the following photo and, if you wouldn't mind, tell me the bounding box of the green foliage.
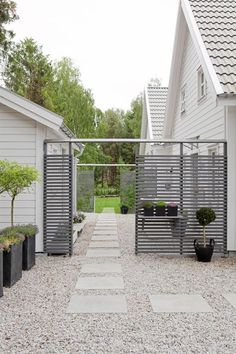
[77,192,93,212]
[0,224,38,237]
[4,38,53,105]
[0,160,39,226]
[156,200,166,207]
[95,183,119,197]
[196,208,216,227]
[95,197,120,214]
[142,201,153,209]
[120,184,135,210]
[73,212,85,224]
[0,0,18,51]
[0,233,24,252]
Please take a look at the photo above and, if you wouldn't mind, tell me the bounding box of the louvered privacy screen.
[44,155,73,255]
[135,149,227,254]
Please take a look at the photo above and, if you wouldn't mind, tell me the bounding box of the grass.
[95,196,120,214]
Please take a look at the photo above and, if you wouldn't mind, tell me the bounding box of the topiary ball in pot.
[142,201,154,216]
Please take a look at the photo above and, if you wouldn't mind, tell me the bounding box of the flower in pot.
[0,232,24,287]
[0,242,4,297]
[1,224,38,271]
[142,201,154,216]
[156,201,166,216]
[194,207,216,262]
[167,202,178,216]
[73,212,86,224]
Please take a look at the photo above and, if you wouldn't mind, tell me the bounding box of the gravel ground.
[0,214,236,354]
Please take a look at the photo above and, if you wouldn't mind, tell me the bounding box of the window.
[180,86,186,114]
[198,67,207,100]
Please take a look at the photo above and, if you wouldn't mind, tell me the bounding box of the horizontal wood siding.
[172,30,224,154]
[0,104,36,228]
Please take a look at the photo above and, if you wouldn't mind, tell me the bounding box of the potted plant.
[194,207,216,262]
[73,212,86,243]
[120,205,128,214]
[167,202,178,216]
[156,201,166,216]
[2,225,38,271]
[120,185,135,214]
[0,232,24,287]
[142,201,154,216]
[0,243,3,297]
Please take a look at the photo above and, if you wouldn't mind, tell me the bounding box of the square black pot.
[22,235,36,271]
[167,206,178,216]
[156,206,166,216]
[144,207,154,216]
[3,242,23,287]
[0,251,3,297]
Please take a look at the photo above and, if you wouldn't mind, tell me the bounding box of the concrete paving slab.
[66,295,127,313]
[93,230,117,235]
[81,263,122,274]
[89,241,119,248]
[76,276,124,290]
[86,248,121,257]
[149,295,213,313]
[223,294,236,309]
[91,236,118,241]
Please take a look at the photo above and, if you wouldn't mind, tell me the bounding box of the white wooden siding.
[172,30,225,154]
[0,103,36,229]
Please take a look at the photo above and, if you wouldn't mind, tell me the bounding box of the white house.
[140,85,168,155]
[162,0,236,252]
[0,86,82,252]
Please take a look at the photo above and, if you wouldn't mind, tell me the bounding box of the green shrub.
[142,201,153,209]
[0,234,24,252]
[0,224,38,238]
[196,207,216,247]
[156,200,166,207]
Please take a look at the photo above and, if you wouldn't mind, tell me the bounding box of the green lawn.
[95,197,120,214]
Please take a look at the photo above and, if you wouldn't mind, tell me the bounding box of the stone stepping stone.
[89,241,119,248]
[81,263,122,274]
[94,230,117,235]
[67,295,127,314]
[149,295,213,313]
[223,294,236,309]
[91,236,118,241]
[86,249,121,257]
[76,276,124,290]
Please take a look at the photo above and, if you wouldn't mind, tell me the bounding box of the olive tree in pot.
[194,207,216,262]
[0,232,24,287]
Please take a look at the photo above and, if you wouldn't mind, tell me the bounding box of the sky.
[12,0,179,111]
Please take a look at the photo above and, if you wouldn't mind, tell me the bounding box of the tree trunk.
[11,196,15,227]
[203,226,206,247]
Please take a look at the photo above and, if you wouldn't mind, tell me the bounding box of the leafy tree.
[0,160,39,226]
[196,207,216,247]
[0,0,18,52]
[3,38,54,105]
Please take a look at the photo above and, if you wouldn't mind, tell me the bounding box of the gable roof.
[188,0,236,94]
[0,86,83,150]
[145,86,168,139]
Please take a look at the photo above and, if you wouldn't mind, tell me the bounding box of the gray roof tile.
[189,0,236,94]
[146,86,168,139]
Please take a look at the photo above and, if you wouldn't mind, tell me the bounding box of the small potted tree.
[120,185,135,214]
[167,202,178,216]
[142,201,154,216]
[156,201,166,216]
[0,242,3,297]
[194,207,216,262]
[0,232,24,287]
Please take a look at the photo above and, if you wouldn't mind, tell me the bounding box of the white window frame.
[198,67,207,100]
[180,85,186,114]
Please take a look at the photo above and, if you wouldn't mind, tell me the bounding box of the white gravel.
[0,213,236,354]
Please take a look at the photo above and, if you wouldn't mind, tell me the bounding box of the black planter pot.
[194,239,215,262]
[0,251,3,297]
[156,206,166,216]
[167,206,178,216]
[120,206,129,214]
[3,242,23,287]
[22,235,36,271]
[144,207,154,216]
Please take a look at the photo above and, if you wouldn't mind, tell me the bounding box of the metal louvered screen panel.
[135,153,227,255]
[44,155,73,255]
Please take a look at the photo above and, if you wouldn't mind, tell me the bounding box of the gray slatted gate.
[44,154,73,255]
[135,146,227,254]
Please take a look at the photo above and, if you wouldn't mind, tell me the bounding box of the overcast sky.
[12,0,179,111]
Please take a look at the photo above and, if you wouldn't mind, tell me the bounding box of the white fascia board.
[181,0,224,95]
[164,5,186,139]
[144,86,154,139]
[0,86,63,130]
[217,95,236,107]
